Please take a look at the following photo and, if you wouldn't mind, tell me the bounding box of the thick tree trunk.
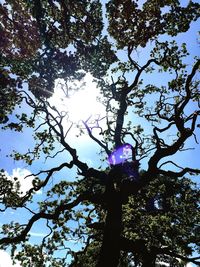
[142,253,156,267]
[97,184,122,267]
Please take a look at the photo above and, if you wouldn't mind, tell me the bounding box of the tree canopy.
[0,0,200,266]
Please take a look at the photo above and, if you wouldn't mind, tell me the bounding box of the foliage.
[0,0,200,267]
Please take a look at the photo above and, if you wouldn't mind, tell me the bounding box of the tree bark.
[97,183,122,267]
[142,253,156,267]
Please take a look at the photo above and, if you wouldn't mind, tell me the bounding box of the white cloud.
[0,250,21,267]
[29,231,47,237]
[5,168,42,196]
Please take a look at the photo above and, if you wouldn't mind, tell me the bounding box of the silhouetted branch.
[82,118,110,155]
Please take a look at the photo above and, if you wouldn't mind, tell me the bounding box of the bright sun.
[49,73,105,124]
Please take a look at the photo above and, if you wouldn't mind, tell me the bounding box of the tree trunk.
[97,183,122,267]
[142,253,156,267]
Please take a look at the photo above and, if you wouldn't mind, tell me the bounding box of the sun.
[49,73,105,124]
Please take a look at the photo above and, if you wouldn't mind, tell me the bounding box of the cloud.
[0,250,21,267]
[5,168,42,196]
[29,231,47,237]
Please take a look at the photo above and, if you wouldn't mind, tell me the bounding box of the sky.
[0,0,200,266]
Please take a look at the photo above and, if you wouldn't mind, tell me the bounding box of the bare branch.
[158,161,185,170]
[82,119,110,155]
[175,59,200,116]
[159,167,200,178]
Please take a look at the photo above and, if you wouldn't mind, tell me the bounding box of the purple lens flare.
[108,143,133,165]
[108,143,139,180]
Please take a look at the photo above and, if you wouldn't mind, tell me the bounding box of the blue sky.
[0,0,200,266]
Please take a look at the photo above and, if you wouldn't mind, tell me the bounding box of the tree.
[0,0,200,266]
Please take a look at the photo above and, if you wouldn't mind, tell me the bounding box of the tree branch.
[0,192,103,245]
[82,119,110,155]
